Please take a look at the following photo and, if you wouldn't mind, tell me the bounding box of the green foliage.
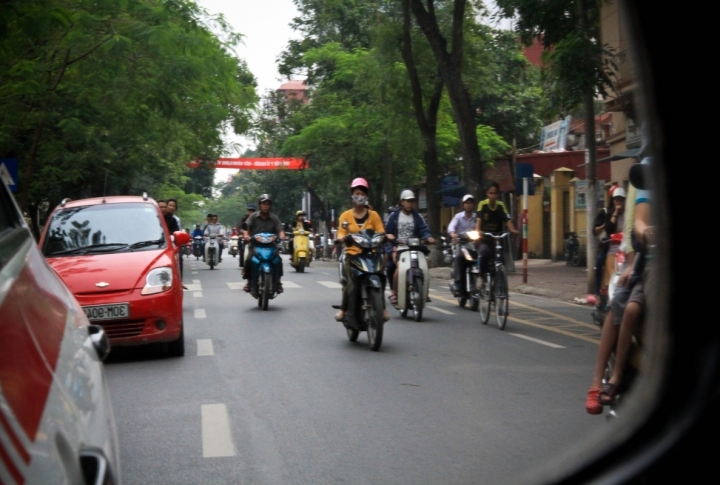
[0,0,257,219]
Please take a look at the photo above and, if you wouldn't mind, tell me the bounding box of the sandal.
[586,386,602,414]
[598,383,617,405]
[388,293,398,305]
[383,309,390,321]
[276,283,284,294]
[335,311,345,322]
[243,285,250,293]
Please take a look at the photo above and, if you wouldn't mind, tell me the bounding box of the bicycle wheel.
[494,266,508,330]
[479,274,491,324]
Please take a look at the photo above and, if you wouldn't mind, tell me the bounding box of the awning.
[597,147,641,163]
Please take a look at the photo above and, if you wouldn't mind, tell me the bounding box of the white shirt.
[397,212,415,239]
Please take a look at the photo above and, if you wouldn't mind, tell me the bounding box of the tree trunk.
[409,0,484,198]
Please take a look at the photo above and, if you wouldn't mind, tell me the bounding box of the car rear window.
[42,202,167,257]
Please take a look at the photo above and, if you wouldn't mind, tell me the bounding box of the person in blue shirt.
[191,224,204,238]
[384,190,434,305]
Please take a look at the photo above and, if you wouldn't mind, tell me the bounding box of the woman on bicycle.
[474,182,519,281]
[334,178,389,322]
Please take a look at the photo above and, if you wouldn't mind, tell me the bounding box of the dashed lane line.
[201,404,236,458]
[197,339,214,356]
[193,291,203,298]
[194,309,207,319]
[508,333,566,349]
[426,305,455,315]
[317,281,342,289]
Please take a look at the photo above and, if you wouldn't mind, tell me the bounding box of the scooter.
[204,234,221,269]
[334,229,387,351]
[393,237,430,321]
[183,242,192,258]
[564,232,582,266]
[228,235,239,258]
[448,230,480,311]
[192,236,203,260]
[290,229,310,273]
[248,232,282,310]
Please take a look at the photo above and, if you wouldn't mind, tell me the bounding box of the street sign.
[515,163,535,196]
[0,158,18,192]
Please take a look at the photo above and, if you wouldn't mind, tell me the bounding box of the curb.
[512,285,563,298]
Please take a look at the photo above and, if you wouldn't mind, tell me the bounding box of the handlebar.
[484,232,510,240]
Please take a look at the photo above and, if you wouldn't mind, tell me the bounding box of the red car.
[38,195,190,356]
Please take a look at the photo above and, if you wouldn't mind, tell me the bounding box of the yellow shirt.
[337,208,385,255]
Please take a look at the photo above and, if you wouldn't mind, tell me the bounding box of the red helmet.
[350,178,369,193]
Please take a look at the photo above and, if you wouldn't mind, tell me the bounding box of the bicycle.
[478,232,510,330]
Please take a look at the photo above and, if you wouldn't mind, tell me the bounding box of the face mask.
[352,194,367,205]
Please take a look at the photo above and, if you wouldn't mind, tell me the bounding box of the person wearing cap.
[592,186,627,314]
[242,194,286,292]
[384,189,434,305]
[335,178,388,322]
[447,194,478,296]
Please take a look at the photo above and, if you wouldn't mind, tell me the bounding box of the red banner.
[187,157,307,170]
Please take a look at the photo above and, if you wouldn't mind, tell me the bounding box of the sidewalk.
[429,259,591,303]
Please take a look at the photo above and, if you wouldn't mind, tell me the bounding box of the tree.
[495,0,615,289]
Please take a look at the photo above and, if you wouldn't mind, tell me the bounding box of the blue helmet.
[247,202,257,211]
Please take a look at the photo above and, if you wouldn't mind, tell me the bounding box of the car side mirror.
[87,325,110,361]
[173,231,191,247]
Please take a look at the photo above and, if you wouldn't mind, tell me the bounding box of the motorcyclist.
[288,210,312,256]
[242,194,286,293]
[204,215,225,262]
[474,182,519,286]
[447,195,477,296]
[191,224,204,238]
[334,178,389,322]
[384,189,434,305]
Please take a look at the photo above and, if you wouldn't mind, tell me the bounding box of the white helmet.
[462,194,475,203]
[612,187,626,199]
[400,189,415,200]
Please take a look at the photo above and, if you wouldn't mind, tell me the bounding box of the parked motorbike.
[228,235,239,258]
[448,230,481,310]
[248,232,282,310]
[564,232,582,266]
[393,237,430,321]
[290,229,310,273]
[335,229,387,351]
[192,236,203,260]
[205,234,221,269]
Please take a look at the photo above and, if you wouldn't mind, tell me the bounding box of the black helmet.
[247,202,257,211]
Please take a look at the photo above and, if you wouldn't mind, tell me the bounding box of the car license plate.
[83,303,130,321]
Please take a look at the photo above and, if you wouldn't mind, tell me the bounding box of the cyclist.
[334,178,389,322]
[384,189,434,305]
[474,182,518,285]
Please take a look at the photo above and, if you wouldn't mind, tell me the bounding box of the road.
[105,254,605,485]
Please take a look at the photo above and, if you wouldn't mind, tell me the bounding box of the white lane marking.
[194,309,207,319]
[194,291,203,298]
[317,281,342,289]
[439,286,450,289]
[508,333,566,349]
[227,281,302,289]
[197,339,214,356]
[429,288,438,292]
[322,272,330,275]
[185,284,202,291]
[426,305,455,315]
[192,271,198,274]
[193,279,200,284]
[201,404,236,457]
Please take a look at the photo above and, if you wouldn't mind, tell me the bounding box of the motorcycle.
[183,241,192,258]
[204,234,222,269]
[393,237,430,322]
[448,230,480,311]
[335,229,387,351]
[192,236,203,260]
[228,235,239,258]
[564,232,582,266]
[248,232,282,310]
[290,228,310,273]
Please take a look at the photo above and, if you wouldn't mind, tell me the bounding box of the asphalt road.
[105,254,605,485]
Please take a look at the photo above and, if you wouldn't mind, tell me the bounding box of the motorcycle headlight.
[142,266,173,295]
[371,234,385,247]
[351,234,371,248]
[408,237,420,246]
[466,230,479,241]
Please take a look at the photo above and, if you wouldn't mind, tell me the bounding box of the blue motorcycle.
[249,232,282,310]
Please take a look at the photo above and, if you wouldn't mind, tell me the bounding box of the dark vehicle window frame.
[518,1,716,484]
[42,202,168,257]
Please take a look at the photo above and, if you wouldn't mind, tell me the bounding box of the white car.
[0,181,120,485]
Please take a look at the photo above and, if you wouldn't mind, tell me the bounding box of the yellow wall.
[524,178,545,258]
[550,168,575,261]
